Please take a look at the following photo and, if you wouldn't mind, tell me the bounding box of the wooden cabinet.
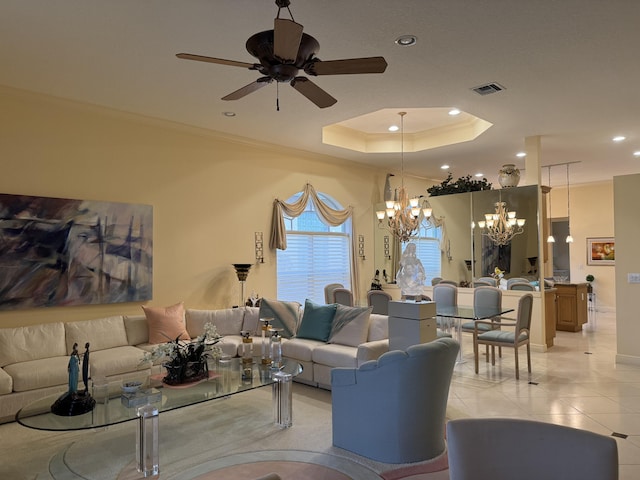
[555,283,588,332]
[544,288,557,347]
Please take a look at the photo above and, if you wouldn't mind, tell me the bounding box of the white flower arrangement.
[141,322,223,366]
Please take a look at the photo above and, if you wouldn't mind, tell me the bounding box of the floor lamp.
[232,264,253,307]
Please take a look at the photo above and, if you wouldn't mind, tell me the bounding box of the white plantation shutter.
[277,232,351,303]
[402,222,442,286]
[276,191,352,305]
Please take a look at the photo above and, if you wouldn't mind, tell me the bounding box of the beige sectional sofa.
[0,304,390,423]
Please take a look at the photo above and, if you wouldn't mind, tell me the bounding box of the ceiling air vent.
[471,82,506,96]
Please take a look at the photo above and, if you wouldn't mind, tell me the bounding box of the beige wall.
[0,86,384,328]
[550,181,615,310]
[614,174,640,365]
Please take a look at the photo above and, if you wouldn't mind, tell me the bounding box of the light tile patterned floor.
[447,311,640,480]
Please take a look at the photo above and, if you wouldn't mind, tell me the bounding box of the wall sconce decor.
[383,235,391,259]
[255,232,264,263]
[358,235,366,260]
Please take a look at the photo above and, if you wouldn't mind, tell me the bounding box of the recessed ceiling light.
[222,111,236,117]
[441,165,450,170]
[448,108,461,116]
[613,135,626,142]
[634,151,640,157]
[516,152,526,158]
[388,125,399,132]
[395,35,417,47]
[475,173,483,177]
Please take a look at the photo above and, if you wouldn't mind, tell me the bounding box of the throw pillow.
[296,299,338,342]
[329,305,373,347]
[142,302,190,344]
[258,298,301,338]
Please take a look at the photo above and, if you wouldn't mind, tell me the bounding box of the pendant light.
[546,166,555,243]
[565,163,574,243]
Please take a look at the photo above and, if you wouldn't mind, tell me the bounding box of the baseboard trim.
[615,354,640,366]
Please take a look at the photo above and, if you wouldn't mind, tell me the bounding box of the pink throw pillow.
[142,302,190,344]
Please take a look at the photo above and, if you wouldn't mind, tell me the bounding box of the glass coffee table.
[16,357,302,431]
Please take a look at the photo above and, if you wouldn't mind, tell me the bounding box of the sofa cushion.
[312,343,359,368]
[241,307,260,333]
[89,346,149,378]
[297,300,337,342]
[0,322,67,367]
[0,368,12,395]
[65,316,129,353]
[124,315,149,346]
[259,299,301,338]
[329,305,372,347]
[282,338,324,363]
[4,356,71,392]
[186,308,244,337]
[368,314,389,341]
[143,302,190,344]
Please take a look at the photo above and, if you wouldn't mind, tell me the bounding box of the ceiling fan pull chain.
[277,82,280,111]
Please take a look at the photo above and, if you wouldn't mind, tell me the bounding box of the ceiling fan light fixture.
[395,35,417,47]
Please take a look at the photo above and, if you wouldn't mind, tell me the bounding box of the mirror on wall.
[373,185,540,287]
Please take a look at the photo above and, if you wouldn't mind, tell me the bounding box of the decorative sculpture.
[51,342,96,416]
[396,242,426,301]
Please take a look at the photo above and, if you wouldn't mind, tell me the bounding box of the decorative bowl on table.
[121,380,143,394]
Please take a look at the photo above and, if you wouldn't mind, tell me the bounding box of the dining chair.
[433,283,457,337]
[431,277,443,286]
[506,277,529,289]
[472,280,493,287]
[474,293,533,379]
[324,283,344,304]
[462,286,502,359]
[509,282,535,291]
[333,288,354,306]
[367,289,392,315]
[438,279,458,286]
[476,276,497,287]
[446,418,618,480]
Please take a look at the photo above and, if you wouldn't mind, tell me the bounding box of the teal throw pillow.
[258,298,301,338]
[296,299,338,342]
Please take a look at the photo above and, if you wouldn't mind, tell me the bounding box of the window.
[277,192,351,304]
[403,220,442,285]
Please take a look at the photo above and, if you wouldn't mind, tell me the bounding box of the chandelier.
[375,112,432,243]
[477,194,526,246]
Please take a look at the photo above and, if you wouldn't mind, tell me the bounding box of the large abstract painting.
[0,193,152,310]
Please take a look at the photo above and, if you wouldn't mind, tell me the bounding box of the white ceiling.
[2,0,640,188]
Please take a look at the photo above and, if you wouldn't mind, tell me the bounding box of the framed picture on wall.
[587,237,615,265]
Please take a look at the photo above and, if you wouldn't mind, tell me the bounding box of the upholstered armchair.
[331,337,459,463]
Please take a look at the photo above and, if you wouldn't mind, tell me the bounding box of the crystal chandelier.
[375,112,432,243]
[477,194,526,246]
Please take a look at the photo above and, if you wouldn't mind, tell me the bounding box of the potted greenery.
[586,274,594,293]
[427,173,492,196]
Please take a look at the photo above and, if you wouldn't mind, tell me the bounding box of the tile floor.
[447,311,640,480]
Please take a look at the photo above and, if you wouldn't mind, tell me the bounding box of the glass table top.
[436,305,514,320]
[16,357,301,432]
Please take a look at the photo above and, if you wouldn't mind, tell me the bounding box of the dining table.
[436,305,515,363]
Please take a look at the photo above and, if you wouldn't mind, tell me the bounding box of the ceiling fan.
[176,0,388,109]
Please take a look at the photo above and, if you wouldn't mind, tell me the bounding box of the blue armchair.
[331,337,459,463]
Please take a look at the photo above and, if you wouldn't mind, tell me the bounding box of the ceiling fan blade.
[307,56,388,75]
[176,53,255,69]
[222,78,272,101]
[274,18,304,62]
[291,77,337,108]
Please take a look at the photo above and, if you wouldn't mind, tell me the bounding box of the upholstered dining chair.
[433,283,457,336]
[461,286,502,338]
[446,418,618,480]
[332,338,460,463]
[431,276,443,285]
[472,280,493,287]
[509,281,535,291]
[323,283,344,304]
[367,289,392,315]
[474,293,533,379]
[506,277,529,288]
[333,288,354,306]
[476,276,497,287]
[438,279,458,286]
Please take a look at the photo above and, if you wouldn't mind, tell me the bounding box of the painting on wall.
[0,193,152,310]
[587,237,615,266]
[481,236,511,276]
